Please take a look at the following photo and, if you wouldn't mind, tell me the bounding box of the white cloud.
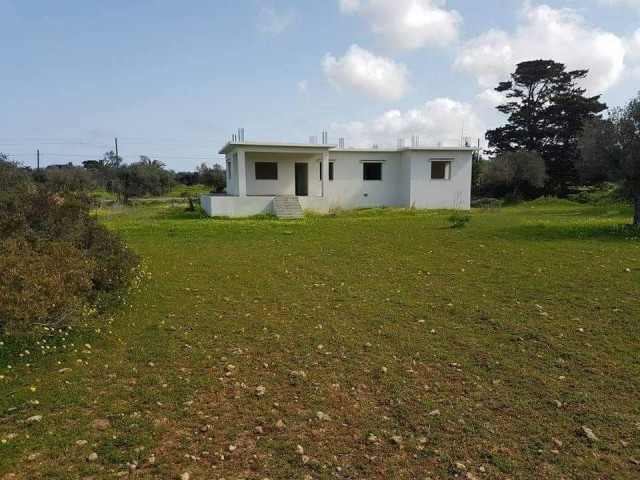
[599,0,640,10]
[627,29,640,59]
[475,88,507,109]
[256,5,295,35]
[296,80,308,97]
[338,0,462,50]
[322,44,410,101]
[330,98,485,147]
[453,2,626,93]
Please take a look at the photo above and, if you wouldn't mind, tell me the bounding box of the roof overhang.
[219,141,337,155]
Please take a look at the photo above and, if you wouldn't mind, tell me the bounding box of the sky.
[1,0,639,170]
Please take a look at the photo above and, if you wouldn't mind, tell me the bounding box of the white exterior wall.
[225,153,239,196]
[200,195,274,217]
[324,151,408,209]
[245,152,323,197]
[408,150,472,209]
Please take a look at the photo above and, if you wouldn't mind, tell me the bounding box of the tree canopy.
[579,92,640,225]
[486,60,606,196]
[481,150,547,200]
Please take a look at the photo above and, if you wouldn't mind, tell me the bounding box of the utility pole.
[37,149,40,170]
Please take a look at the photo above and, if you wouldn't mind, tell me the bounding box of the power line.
[3,153,226,160]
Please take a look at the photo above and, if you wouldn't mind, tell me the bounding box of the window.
[362,162,382,181]
[226,161,232,179]
[431,161,451,180]
[255,162,278,180]
[320,161,335,181]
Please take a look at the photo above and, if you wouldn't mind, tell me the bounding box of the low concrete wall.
[298,196,331,214]
[200,195,274,217]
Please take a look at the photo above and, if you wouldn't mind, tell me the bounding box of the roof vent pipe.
[338,137,345,149]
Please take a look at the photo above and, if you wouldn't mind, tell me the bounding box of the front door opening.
[295,163,308,196]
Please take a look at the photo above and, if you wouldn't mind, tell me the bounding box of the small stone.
[255,385,266,396]
[390,435,403,445]
[295,445,304,455]
[552,438,563,447]
[75,440,88,446]
[554,400,563,408]
[367,433,379,444]
[381,367,388,374]
[465,473,478,480]
[255,425,264,434]
[148,454,156,464]
[26,415,42,423]
[429,409,440,416]
[580,426,599,442]
[316,411,331,421]
[455,461,466,470]
[87,452,98,462]
[180,473,190,480]
[301,455,310,464]
[27,453,39,461]
[630,457,640,466]
[275,419,286,429]
[228,445,236,452]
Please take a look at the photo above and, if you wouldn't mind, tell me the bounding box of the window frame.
[362,161,383,181]
[254,161,278,180]
[430,160,452,180]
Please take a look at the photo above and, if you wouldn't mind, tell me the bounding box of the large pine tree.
[486,60,607,196]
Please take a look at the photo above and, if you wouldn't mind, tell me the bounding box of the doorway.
[295,163,308,196]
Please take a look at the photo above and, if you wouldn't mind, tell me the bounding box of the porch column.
[321,151,329,197]
[237,149,247,196]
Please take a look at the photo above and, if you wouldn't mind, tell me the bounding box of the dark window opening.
[430,161,451,180]
[320,162,336,181]
[363,162,382,181]
[255,162,278,180]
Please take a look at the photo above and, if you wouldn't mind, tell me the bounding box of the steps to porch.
[273,196,304,219]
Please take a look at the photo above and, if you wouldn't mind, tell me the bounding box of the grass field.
[1,201,639,479]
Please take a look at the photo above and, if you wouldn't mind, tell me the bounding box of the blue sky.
[1,0,639,170]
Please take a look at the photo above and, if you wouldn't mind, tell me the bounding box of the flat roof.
[219,141,477,155]
[219,141,337,155]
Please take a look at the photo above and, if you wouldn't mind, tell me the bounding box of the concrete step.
[273,196,304,219]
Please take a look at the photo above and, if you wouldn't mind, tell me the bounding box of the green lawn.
[1,202,639,479]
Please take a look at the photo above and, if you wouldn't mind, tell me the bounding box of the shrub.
[0,159,140,336]
[447,212,471,228]
[0,242,93,334]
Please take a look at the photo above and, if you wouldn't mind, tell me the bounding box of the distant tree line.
[20,152,227,202]
[474,59,639,225]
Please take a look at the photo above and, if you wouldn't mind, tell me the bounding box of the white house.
[200,137,475,218]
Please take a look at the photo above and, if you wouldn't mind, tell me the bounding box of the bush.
[0,241,93,334]
[0,158,140,336]
[447,212,471,228]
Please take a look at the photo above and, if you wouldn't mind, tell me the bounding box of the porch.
[201,141,335,217]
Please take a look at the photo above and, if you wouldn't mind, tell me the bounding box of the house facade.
[200,140,475,217]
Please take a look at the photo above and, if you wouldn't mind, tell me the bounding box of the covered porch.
[201,141,335,217]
